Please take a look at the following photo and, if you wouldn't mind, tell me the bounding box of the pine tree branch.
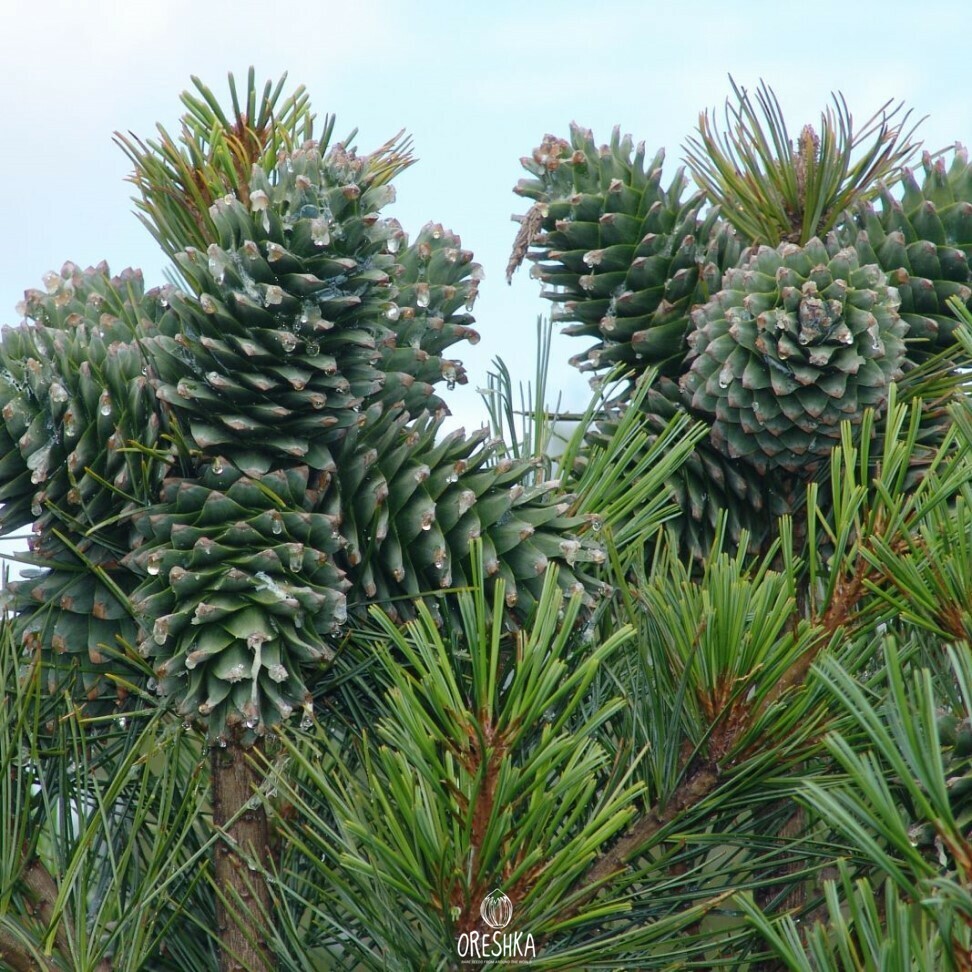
[455,716,510,935]
[767,558,869,708]
[0,925,56,972]
[211,740,273,972]
[555,760,720,927]
[20,854,84,969]
[1,855,111,972]
[561,547,873,932]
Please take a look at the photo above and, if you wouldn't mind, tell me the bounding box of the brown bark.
[0,925,57,972]
[210,740,273,972]
[1,855,111,972]
[20,856,69,960]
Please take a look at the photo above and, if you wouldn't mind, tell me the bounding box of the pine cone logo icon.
[480,889,513,929]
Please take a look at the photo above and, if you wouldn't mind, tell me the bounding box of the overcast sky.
[3,0,970,433]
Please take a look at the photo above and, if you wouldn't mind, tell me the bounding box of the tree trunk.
[210,739,273,972]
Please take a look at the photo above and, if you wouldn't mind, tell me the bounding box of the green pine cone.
[3,262,172,712]
[124,461,349,742]
[149,146,396,467]
[149,143,485,469]
[322,405,606,623]
[851,145,972,359]
[511,124,741,379]
[1,263,167,534]
[15,544,142,710]
[681,238,908,475]
[386,222,483,413]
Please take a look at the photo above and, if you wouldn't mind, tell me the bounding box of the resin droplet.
[207,245,227,281]
[310,217,330,247]
[559,539,580,566]
[224,664,247,683]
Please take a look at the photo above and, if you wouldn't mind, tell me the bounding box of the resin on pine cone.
[119,138,602,738]
[149,148,396,469]
[681,238,908,474]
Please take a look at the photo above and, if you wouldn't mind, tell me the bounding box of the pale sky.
[3,0,970,434]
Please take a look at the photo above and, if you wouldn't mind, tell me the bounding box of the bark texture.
[210,740,273,972]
